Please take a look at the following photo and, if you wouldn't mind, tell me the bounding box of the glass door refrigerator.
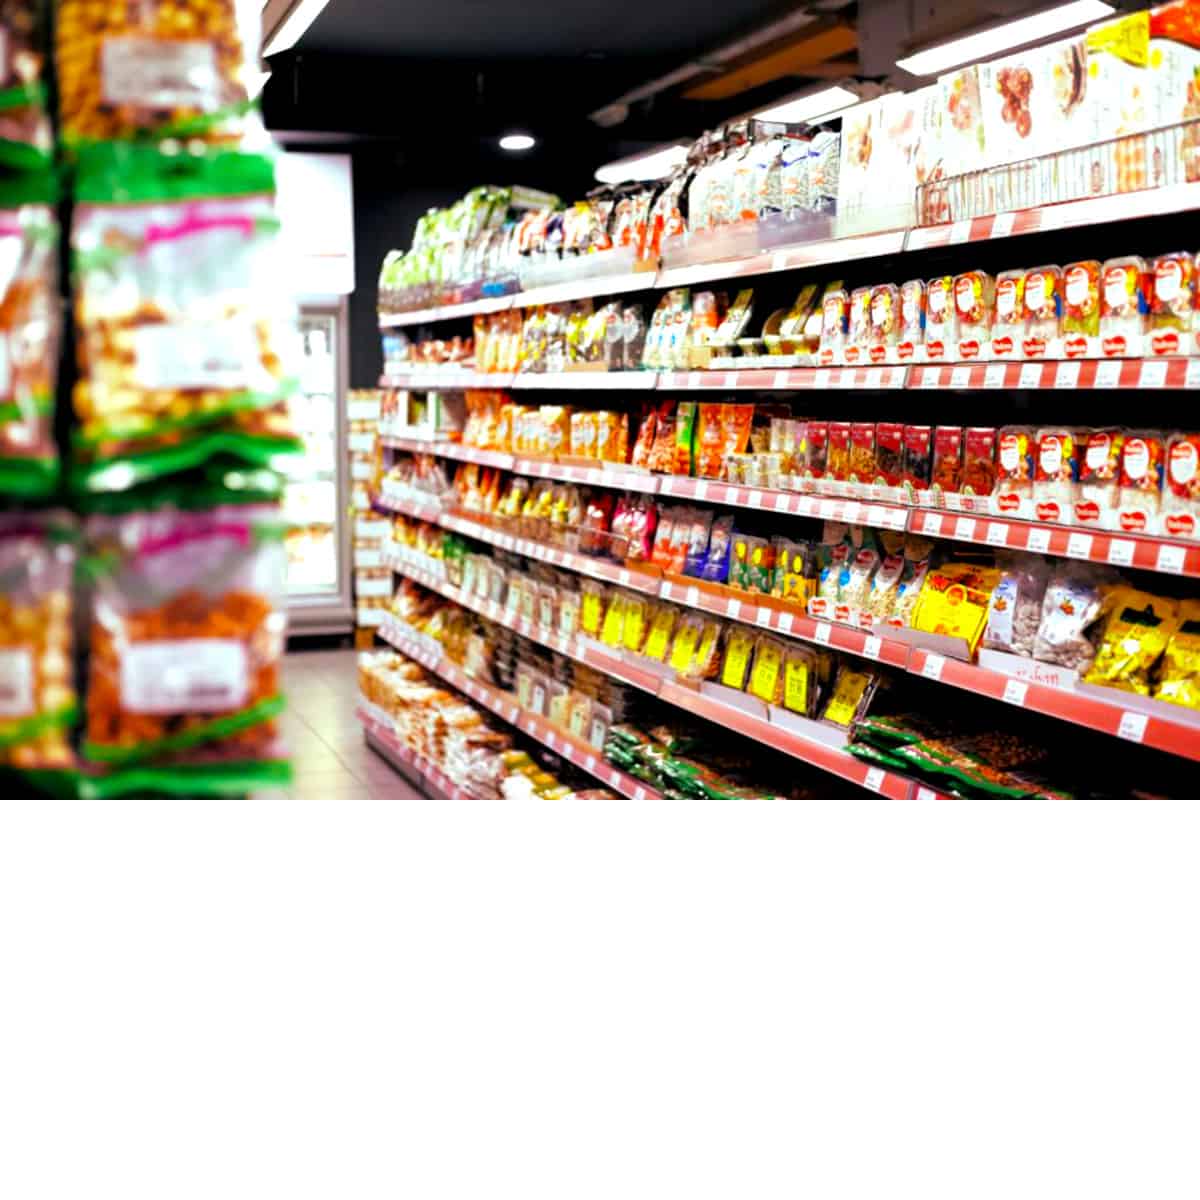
[284,303,354,635]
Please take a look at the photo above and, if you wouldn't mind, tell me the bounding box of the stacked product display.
[0,3,299,797]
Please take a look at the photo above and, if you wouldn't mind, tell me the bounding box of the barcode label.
[814,623,832,645]
[864,767,886,792]
[120,639,248,715]
[921,654,945,681]
[1118,711,1148,743]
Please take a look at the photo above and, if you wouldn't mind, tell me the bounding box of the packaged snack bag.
[1033,564,1112,671]
[931,426,963,499]
[1075,428,1124,527]
[642,604,677,662]
[579,578,605,636]
[622,305,646,370]
[834,545,880,625]
[782,644,821,717]
[1115,431,1165,533]
[804,420,829,481]
[720,626,755,691]
[1061,261,1101,354]
[0,511,77,780]
[912,561,1000,655]
[954,270,994,359]
[699,515,734,583]
[992,426,1034,517]
[924,275,956,361]
[991,269,1024,358]
[683,509,714,577]
[874,422,904,489]
[961,427,997,497]
[1032,428,1082,523]
[747,635,786,705]
[820,666,880,727]
[56,0,261,144]
[1148,252,1195,355]
[827,421,851,482]
[1021,266,1061,358]
[982,555,1049,657]
[71,145,300,490]
[901,425,932,500]
[1153,599,1200,710]
[82,482,290,790]
[843,286,871,364]
[630,406,658,468]
[667,613,702,676]
[817,283,848,365]
[859,550,904,628]
[1084,587,1179,695]
[868,284,900,363]
[848,423,876,486]
[0,173,58,497]
[688,618,723,681]
[897,279,925,361]
[0,2,52,168]
[1100,256,1148,357]
[1163,431,1200,538]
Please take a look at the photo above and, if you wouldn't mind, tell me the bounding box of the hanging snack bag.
[930,426,963,501]
[897,279,925,362]
[1083,587,1179,696]
[1032,428,1082,524]
[992,425,1034,518]
[1115,430,1165,534]
[1020,265,1061,359]
[56,0,262,145]
[82,483,291,792]
[953,270,993,360]
[1148,252,1195,356]
[0,173,58,497]
[816,283,848,365]
[1075,428,1124,528]
[1061,261,1101,356]
[1153,599,1200,710]
[0,2,52,168]
[1163,431,1200,539]
[991,269,1024,359]
[1100,256,1148,357]
[843,286,871,365]
[0,511,77,781]
[901,424,932,503]
[924,275,956,361]
[71,145,300,491]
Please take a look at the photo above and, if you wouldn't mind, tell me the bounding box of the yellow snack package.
[911,562,1000,655]
[720,627,755,691]
[1154,600,1200,710]
[643,605,678,662]
[1084,587,1179,695]
[783,645,820,717]
[689,618,724,680]
[622,595,649,654]
[668,615,703,675]
[580,579,606,637]
[747,635,786,704]
[821,667,880,727]
[600,590,627,647]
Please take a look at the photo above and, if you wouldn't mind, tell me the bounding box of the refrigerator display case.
[285,303,354,635]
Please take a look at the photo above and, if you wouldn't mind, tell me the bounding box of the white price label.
[725,372,738,388]
[1018,363,1043,389]
[772,492,790,512]
[1094,359,1122,388]
[693,480,708,500]
[777,613,794,634]
[814,623,832,645]
[953,517,977,539]
[1055,361,1081,389]
[1118,711,1148,743]
[985,522,1009,546]
[756,608,773,628]
[984,363,1006,388]
[843,502,862,525]
[1027,527,1051,553]
[584,755,597,773]
[1066,532,1094,559]
[726,598,742,619]
[545,731,557,749]
[865,369,883,389]
[921,369,941,388]
[915,786,938,802]
[949,219,972,244]
[865,505,885,526]
[688,373,701,388]
[771,250,790,273]
[1002,679,1028,706]
[773,369,791,389]
[863,636,882,660]
[951,366,971,388]
[1140,360,1169,387]
[921,653,945,681]
[633,785,648,802]
[685,586,699,608]
[923,513,944,536]
[1107,538,1135,567]
[619,569,631,587]
[815,369,831,389]
[991,211,1016,238]
[1156,543,1186,574]
[1187,359,1200,389]
[864,767,886,793]
[839,370,857,389]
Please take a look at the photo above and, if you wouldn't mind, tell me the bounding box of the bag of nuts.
[70,144,300,488]
[56,0,262,145]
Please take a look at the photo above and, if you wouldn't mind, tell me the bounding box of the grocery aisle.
[282,648,425,800]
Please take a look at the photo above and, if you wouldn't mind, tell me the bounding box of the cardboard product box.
[1083,12,1155,196]
[1148,0,1200,184]
[937,66,990,215]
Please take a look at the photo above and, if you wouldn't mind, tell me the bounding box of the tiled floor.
[279,646,425,800]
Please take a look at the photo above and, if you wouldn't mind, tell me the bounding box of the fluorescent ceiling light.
[263,0,330,57]
[896,0,1114,76]
[499,133,536,152]
[594,144,688,185]
[753,84,860,125]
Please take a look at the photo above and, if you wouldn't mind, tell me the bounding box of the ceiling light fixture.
[499,133,536,152]
[263,0,331,56]
[594,144,688,185]
[896,0,1114,76]
[753,83,860,125]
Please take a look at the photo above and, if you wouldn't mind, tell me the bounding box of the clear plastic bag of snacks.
[868,284,899,362]
[993,425,1034,517]
[1163,431,1200,539]
[1021,265,1061,357]
[1100,256,1148,356]
[1149,252,1194,355]
[1084,587,1179,697]
[1153,599,1200,710]
[897,279,925,361]
[931,426,963,497]
[0,511,76,776]
[0,175,58,497]
[1076,428,1124,528]
[953,271,993,358]
[82,479,290,788]
[1116,431,1165,534]
[983,554,1049,657]
[923,275,956,360]
[56,0,262,144]
[1033,564,1112,671]
[1061,261,1100,345]
[961,427,997,497]
[991,269,1024,358]
[1032,428,1082,523]
[817,283,848,364]
[826,421,851,482]
[71,146,300,489]
[843,286,871,364]
[0,1,53,168]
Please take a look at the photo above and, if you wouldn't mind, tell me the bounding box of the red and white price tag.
[1055,361,1081,389]
[915,786,938,802]
[633,785,648,802]
[772,491,790,512]
[922,512,944,536]
[1066,531,1094,559]
[773,369,791,389]
[755,607,773,628]
[865,505,885,527]
[1094,359,1122,388]
[726,598,742,619]
[777,612,794,634]
[685,586,700,608]
[983,363,1006,388]
[921,369,941,389]
[815,369,832,389]
[1026,527,1051,553]
[863,635,882,660]
[1117,711,1148,743]
[921,653,945,681]
[985,522,1009,546]
[584,754,597,773]
[1018,363,1043,389]
[725,372,738,388]
[1140,360,1168,388]
[545,731,558,750]
[839,369,857,389]
[1186,359,1200,389]
[949,219,972,244]
[1156,543,1186,574]
[1002,678,1028,706]
[864,767,886,793]
[693,480,708,500]
[688,373,702,388]
[814,623,832,645]
[991,211,1016,239]
[1106,538,1135,567]
[619,569,631,587]
[950,366,971,389]
[865,368,883,389]
[843,501,863,524]
[953,517,977,540]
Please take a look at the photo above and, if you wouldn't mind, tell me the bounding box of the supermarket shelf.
[358,704,480,800]
[511,371,659,391]
[375,618,661,799]
[379,370,513,390]
[515,456,661,493]
[515,271,659,308]
[906,180,1200,252]
[379,293,514,328]
[910,359,1200,390]
[908,649,1200,764]
[655,366,908,390]
[381,436,516,470]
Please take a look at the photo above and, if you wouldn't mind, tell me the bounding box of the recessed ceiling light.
[753,84,860,125]
[499,134,536,152]
[896,0,1114,76]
